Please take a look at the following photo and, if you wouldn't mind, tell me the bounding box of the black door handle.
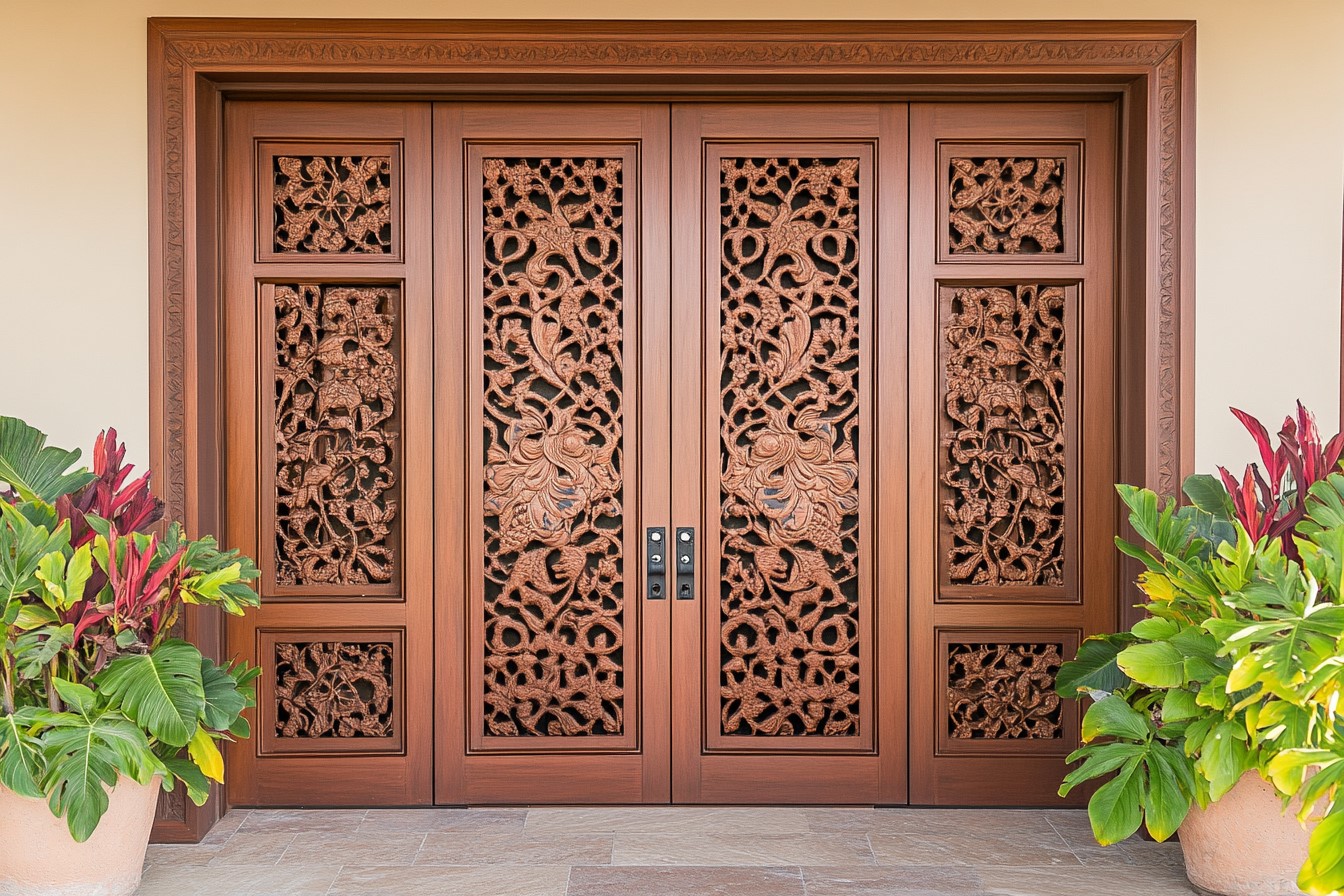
[646,527,666,600]
[675,527,695,600]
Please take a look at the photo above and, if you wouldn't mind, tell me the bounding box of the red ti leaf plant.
[1210,402,1344,557]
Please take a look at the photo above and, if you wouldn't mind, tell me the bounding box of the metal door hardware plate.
[675,527,695,600]
[646,527,666,600]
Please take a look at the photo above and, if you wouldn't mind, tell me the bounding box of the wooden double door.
[222,100,1117,808]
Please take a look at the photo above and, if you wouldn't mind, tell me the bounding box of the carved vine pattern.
[273,155,393,253]
[719,158,862,737]
[949,157,1064,254]
[947,642,1063,738]
[274,284,399,587]
[942,285,1066,588]
[274,641,395,737]
[481,158,626,737]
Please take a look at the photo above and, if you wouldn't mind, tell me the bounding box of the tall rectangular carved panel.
[909,103,1117,805]
[479,157,628,740]
[717,157,862,740]
[266,283,401,597]
[223,102,434,807]
[938,283,1078,602]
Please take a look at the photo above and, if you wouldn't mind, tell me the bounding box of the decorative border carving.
[147,17,1195,839]
[1154,48,1183,498]
[167,36,1177,69]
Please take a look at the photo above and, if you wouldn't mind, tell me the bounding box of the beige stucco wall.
[3,0,1341,478]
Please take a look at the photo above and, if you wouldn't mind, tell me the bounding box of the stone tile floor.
[138,807,1198,895]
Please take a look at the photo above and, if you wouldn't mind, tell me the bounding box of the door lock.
[675,527,695,600]
[646,527,666,600]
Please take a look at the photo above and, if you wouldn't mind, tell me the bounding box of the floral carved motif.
[719,158,862,737]
[274,641,395,737]
[947,642,1063,738]
[942,285,1066,588]
[949,158,1064,254]
[273,155,392,253]
[481,158,625,737]
[274,284,399,587]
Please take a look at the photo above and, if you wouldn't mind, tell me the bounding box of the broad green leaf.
[1056,636,1134,697]
[1118,641,1187,688]
[13,604,58,630]
[1183,473,1235,519]
[1144,743,1195,841]
[38,708,155,842]
[1299,810,1344,895]
[200,659,247,731]
[1088,757,1145,845]
[96,641,205,748]
[1161,688,1201,723]
[0,417,96,504]
[1196,721,1250,801]
[34,544,92,612]
[187,728,223,783]
[1266,749,1338,796]
[1082,695,1152,743]
[0,505,71,607]
[161,757,211,806]
[1131,616,1180,641]
[52,678,95,715]
[1059,742,1147,797]
[0,708,44,798]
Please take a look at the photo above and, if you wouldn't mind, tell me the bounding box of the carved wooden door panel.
[433,105,672,803]
[669,105,909,803]
[908,102,1119,804]
[221,102,436,804]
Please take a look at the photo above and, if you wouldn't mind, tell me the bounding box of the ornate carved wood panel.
[717,157,862,738]
[273,155,393,254]
[934,629,1079,757]
[949,157,1064,255]
[275,641,395,738]
[271,283,400,593]
[939,284,1068,593]
[258,628,406,756]
[480,157,627,738]
[946,641,1063,739]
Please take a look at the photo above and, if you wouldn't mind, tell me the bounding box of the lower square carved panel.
[257,628,405,756]
[936,628,1079,757]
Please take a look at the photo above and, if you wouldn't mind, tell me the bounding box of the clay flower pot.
[0,776,161,896]
[1178,771,1313,896]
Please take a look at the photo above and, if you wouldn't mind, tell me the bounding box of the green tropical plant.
[0,417,259,841]
[1057,404,1344,895]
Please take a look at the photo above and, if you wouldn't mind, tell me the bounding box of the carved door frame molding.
[147,16,1196,841]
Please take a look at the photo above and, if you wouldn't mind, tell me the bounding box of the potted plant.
[1057,404,1344,896]
[0,416,260,896]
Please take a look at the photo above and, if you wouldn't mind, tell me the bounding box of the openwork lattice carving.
[719,158,862,737]
[949,157,1064,254]
[481,158,626,737]
[274,284,399,587]
[274,641,395,738]
[947,642,1063,738]
[273,155,392,253]
[942,285,1066,588]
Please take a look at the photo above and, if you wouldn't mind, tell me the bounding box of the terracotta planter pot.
[1178,771,1313,896]
[0,775,161,896]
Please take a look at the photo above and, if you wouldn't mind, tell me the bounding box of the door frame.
[147,17,1196,842]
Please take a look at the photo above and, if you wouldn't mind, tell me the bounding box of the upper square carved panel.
[273,154,393,254]
[948,157,1065,255]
